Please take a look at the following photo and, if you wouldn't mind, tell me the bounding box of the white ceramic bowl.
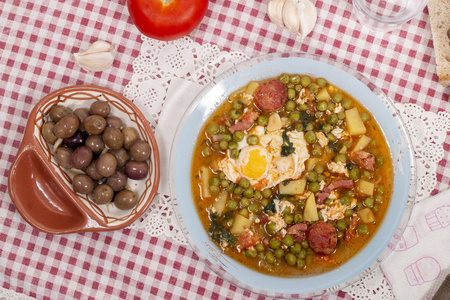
[170,53,416,298]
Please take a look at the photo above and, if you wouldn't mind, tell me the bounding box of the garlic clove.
[282,0,303,37]
[74,41,115,72]
[298,0,317,40]
[267,0,286,29]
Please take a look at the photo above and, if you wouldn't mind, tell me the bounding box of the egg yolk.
[240,148,268,180]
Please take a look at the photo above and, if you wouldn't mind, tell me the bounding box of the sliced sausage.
[228,108,260,133]
[253,80,287,112]
[238,231,259,249]
[324,179,355,193]
[306,221,338,255]
[350,150,376,171]
[286,223,308,235]
[316,192,330,204]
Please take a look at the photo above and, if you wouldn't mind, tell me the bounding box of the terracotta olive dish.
[8,85,160,234]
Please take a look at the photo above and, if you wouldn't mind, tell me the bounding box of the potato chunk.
[230,214,253,235]
[278,179,307,195]
[357,179,374,196]
[345,107,366,136]
[303,193,319,222]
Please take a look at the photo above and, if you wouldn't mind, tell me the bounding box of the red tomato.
[127,0,209,41]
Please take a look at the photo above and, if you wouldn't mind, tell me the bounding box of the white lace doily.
[124,36,450,299]
[0,287,35,300]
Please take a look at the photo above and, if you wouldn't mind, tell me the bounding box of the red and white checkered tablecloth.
[1,0,449,299]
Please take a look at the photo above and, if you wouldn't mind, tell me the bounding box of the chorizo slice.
[253,80,287,112]
[306,221,338,255]
[228,108,260,133]
[350,150,376,171]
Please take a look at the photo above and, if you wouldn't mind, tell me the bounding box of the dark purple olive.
[96,153,117,178]
[54,147,73,169]
[107,170,128,192]
[124,161,148,180]
[63,130,87,149]
[71,146,93,169]
[92,184,114,204]
[72,174,94,194]
[114,189,137,210]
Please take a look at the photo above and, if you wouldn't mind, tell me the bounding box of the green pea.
[262,189,272,198]
[300,76,311,87]
[226,141,237,151]
[283,118,292,128]
[209,177,220,186]
[317,78,327,87]
[322,123,332,133]
[318,211,324,221]
[370,140,377,146]
[290,75,301,84]
[334,153,347,164]
[266,222,277,235]
[239,178,250,188]
[248,203,259,213]
[253,190,262,199]
[314,164,324,174]
[283,235,294,247]
[327,102,336,112]
[298,200,306,209]
[309,84,319,94]
[246,248,257,258]
[342,99,352,109]
[301,240,309,249]
[207,124,219,135]
[233,186,243,195]
[219,125,226,133]
[229,109,242,120]
[349,168,360,180]
[332,93,343,103]
[337,111,345,120]
[327,113,338,125]
[357,224,369,235]
[317,174,325,182]
[218,172,226,180]
[228,183,236,193]
[209,186,220,195]
[239,208,249,217]
[324,198,332,205]
[233,131,244,142]
[340,195,351,206]
[243,188,254,198]
[269,238,281,249]
[247,135,259,145]
[295,84,303,92]
[261,198,269,207]
[219,140,228,150]
[295,123,304,131]
[255,243,265,252]
[299,103,308,111]
[307,171,318,182]
[377,156,384,165]
[232,101,243,110]
[287,89,296,101]
[290,243,301,254]
[337,219,348,231]
[257,115,268,126]
[364,197,374,208]
[378,185,385,194]
[240,197,250,207]
[284,214,294,224]
[274,248,284,258]
[290,111,300,121]
[227,200,238,210]
[202,147,211,156]
[345,209,354,217]
[279,73,290,84]
[305,131,317,144]
[285,253,297,266]
[317,101,328,112]
[297,259,306,268]
[308,181,320,192]
[305,123,315,131]
[315,111,324,118]
[298,249,307,259]
[222,133,232,142]
[265,252,275,264]
[294,214,303,223]
[230,149,239,159]
[375,194,383,203]
[360,112,370,122]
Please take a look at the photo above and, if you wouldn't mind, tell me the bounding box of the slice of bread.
[428,0,450,87]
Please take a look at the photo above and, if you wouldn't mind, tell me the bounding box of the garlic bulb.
[74,41,115,72]
[267,0,317,41]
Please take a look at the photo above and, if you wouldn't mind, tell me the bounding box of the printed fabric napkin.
[381,189,450,300]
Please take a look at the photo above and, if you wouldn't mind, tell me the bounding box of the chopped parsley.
[263,199,277,213]
[209,212,237,247]
[281,131,295,157]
